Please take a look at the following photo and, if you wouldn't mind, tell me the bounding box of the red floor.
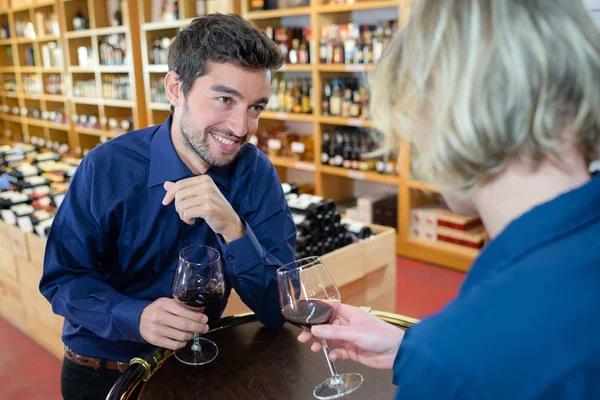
[0,257,464,399]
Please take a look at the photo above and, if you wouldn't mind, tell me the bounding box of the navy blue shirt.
[40,116,296,362]
[393,174,600,399]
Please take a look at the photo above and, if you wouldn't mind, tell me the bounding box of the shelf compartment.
[269,156,316,171]
[317,0,400,13]
[246,7,312,20]
[261,111,314,123]
[319,116,373,128]
[320,165,400,185]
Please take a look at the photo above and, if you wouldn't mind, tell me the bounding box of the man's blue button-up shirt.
[394,174,600,399]
[40,116,297,362]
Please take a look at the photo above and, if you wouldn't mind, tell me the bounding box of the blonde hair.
[371,0,600,194]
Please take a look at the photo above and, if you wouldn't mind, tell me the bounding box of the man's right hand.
[139,298,209,350]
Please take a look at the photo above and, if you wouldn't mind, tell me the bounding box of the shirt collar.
[461,174,600,292]
[147,115,232,192]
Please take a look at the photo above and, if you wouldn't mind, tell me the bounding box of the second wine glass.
[277,256,364,399]
[172,245,225,366]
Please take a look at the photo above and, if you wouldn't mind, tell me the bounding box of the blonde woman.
[299,0,600,398]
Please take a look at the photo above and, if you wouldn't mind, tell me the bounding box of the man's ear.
[164,71,184,110]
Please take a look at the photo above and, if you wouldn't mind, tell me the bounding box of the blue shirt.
[39,116,296,362]
[393,174,600,399]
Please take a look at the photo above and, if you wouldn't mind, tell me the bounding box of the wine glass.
[277,256,364,399]
[172,245,225,366]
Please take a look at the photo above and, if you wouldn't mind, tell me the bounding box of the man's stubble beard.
[180,103,244,167]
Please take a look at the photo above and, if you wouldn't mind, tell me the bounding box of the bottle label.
[291,142,305,154]
[321,153,330,163]
[334,155,344,166]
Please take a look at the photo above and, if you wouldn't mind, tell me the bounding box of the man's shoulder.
[73,125,159,210]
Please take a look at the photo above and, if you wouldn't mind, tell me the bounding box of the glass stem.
[321,339,343,385]
[191,307,205,353]
[191,332,201,352]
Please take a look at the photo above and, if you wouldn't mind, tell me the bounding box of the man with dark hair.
[40,13,295,400]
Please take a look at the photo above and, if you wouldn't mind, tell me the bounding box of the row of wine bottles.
[282,183,373,258]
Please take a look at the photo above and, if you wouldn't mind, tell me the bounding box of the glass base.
[313,373,364,399]
[174,337,219,366]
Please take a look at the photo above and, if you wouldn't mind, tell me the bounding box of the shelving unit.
[0,0,147,156]
[0,0,479,271]
[238,0,477,272]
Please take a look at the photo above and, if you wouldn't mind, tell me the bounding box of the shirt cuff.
[112,298,153,342]
[217,219,264,274]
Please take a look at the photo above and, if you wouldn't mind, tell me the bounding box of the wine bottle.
[343,219,373,240]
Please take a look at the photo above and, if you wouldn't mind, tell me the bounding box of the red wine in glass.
[277,256,363,399]
[282,299,335,328]
[174,287,225,309]
[172,245,225,366]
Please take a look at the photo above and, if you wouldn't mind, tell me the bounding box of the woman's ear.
[164,71,183,111]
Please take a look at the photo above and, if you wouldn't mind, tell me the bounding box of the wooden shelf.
[12,0,54,11]
[94,26,129,36]
[318,64,374,73]
[319,116,373,128]
[142,18,196,31]
[37,35,61,42]
[14,37,36,44]
[97,65,130,73]
[42,94,67,102]
[0,39,12,46]
[147,64,169,73]
[149,102,171,111]
[65,30,93,39]
[69,66,97,73]
[407,180,441,193]
[76,126,118,138]
[317,0,400,13]
[246,7,311,20]
[20,67,39,73]
[2,114,22,123]
[22,93,44,100]
[1,91,20,98]
[101,99,134,108]
[45,121,71,131]
[269,156,316,171]
[72,97,100,105]
[40,67,63,73]
[261,111,314,122]
[0,66,17,72]
[320,165,400,185]
[399,238,479,272]
[277,64,313,72]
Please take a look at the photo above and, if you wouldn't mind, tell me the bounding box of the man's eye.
[218,97,232,104]
[251,105,264,113]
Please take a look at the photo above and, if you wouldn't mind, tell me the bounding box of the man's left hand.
[162,175,244,244]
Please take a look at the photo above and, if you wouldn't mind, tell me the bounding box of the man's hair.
[167,13,284,112]
[370,0,600,194]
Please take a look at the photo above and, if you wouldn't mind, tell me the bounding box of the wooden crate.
[16,255,42,291]
[0,270,29,334]
[5,223,30,261]
[26,232,46,267]
[223,224,397,316]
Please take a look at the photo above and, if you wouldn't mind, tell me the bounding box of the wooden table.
[138,320,397,399]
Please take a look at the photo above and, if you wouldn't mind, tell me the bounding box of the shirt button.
[227,255,236,261]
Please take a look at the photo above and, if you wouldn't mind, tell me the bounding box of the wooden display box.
[223,224,397,316]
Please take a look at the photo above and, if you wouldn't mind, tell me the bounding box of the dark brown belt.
[64,346,130,373]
